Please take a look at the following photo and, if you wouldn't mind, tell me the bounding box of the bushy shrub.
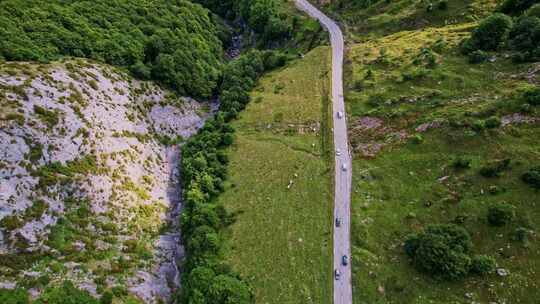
[471,255,496,274]
[0,288,29,304]
[479,159,511,177]
[367,94,385,107]
[485,116,502,129]
[99,292,113,304]
[404,224,473,280]
[452,157,472,169]
[262,51,288,70]
[413,48,438,68]
[509,16,540,62]
[487,202,515,226]
[513,227,530,243]
[522,87,540,106]
[522,166,540,188]
[464,14,513,52]
[472,119,486,131]
[500,0,540,15]
[468,50,489,63]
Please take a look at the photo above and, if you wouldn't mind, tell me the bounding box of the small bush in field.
[523,87,540,105]
[484,116,501,129]
[404,224,473,280]
[479,159,511,177]
[522,166,540,189]
[452,157,472,169]
[487,202,515,226]
[471,255,496,274]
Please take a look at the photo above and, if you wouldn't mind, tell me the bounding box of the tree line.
[178,49,287,303]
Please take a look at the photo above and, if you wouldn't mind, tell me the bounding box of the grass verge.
[220,46,334,304]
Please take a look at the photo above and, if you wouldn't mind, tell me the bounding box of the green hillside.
[317,0,540,302]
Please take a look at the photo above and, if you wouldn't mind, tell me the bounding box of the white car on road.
[336,148,341,156]
[341,163,347,171]
[337,111,343,119]
[334,269,341,280]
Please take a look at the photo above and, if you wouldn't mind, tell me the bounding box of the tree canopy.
[0,0,224,98]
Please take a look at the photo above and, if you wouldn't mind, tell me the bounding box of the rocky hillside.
[0,60,212,303]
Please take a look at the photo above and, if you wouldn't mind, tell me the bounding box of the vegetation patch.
[33,155,100,189]
[405,224,475,280]
[33,105,60,129]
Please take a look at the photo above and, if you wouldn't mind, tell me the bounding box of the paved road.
[294,1,352,304]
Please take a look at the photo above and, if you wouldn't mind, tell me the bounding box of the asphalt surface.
[294,1,353,303]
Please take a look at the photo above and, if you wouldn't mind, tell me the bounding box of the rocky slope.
[0,60,212,303]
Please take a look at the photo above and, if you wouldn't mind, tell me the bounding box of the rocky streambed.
[0,60,213,303]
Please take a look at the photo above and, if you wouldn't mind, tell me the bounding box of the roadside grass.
[344,22,540,304]
[219,46,334,304]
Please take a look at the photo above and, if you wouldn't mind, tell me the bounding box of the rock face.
[0,60,212,303]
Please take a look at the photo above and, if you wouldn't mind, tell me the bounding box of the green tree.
[404,224,473,280]
[186,225,221,255]
[500,0,540,15]
[209,275,252,304]
[509,16,540,61]
[470,13,513,51]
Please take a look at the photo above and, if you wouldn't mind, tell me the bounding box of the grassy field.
[219,46,334,304]
[343,21,540,304]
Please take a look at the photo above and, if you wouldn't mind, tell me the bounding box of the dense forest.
[193,0,294,46]
[0,0,224,98]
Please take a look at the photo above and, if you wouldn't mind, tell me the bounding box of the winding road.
[294,1,352,303]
